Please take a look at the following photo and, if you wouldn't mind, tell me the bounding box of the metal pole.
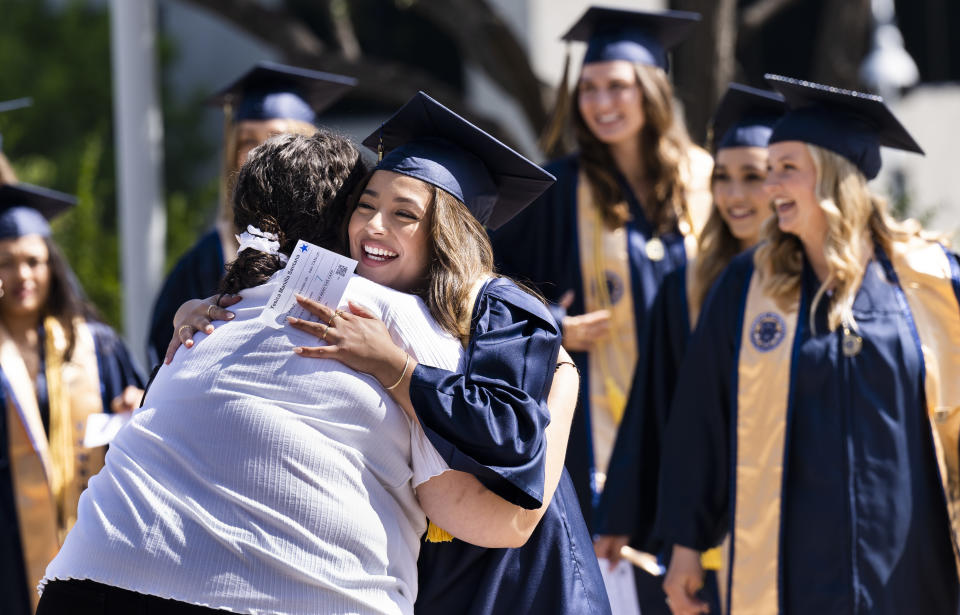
[109,0,166,368]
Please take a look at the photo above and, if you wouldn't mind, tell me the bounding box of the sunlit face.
[234,119,296,168]
[712,146,774,247]
[764,141,826,245]
[0,234,50,320]
[577,60,644,146]
[348,170,432,293]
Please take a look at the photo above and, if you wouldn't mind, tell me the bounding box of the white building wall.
[880,85,960,237]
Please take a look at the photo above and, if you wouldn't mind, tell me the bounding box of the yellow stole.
[888,239,960,570]
[2,317,104,611]
[730,240,960,614]
[576,172,638,481]
[731,272,799,615]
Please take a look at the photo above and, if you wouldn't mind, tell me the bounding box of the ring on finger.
[206,303,217,319]
[328,310,343,327]
[178,324,193,338]
[319,323,330,341]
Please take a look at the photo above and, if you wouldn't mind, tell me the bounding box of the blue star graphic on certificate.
[300,245,308,252]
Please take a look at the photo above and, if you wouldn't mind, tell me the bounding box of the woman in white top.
[37,132,576,615]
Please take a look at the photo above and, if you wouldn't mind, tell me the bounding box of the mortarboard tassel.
[425,520,454,543]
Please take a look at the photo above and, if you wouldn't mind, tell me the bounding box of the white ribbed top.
[42,275,463,615]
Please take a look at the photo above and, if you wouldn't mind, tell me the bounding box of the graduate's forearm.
[416,355,579,547]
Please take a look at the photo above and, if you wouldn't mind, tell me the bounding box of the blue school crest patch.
[750,312,786,352]
[604,270,625,304]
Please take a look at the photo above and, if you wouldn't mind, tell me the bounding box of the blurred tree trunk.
[669,0,738,145]
[810,0,872,89]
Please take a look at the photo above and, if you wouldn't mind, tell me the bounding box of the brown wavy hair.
[689,205,743,313]
[220,131,367,295]
[546,63,695,231]
[754,144,923,332]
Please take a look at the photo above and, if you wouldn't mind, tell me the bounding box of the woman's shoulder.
[477,277,560,334]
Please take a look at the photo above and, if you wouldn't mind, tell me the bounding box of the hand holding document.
[260,240,357,328]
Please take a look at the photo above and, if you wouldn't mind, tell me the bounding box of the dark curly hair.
[219,131,367,295]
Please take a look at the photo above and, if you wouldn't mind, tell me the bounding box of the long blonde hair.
[754,144,920,332]
[545,62,695,232]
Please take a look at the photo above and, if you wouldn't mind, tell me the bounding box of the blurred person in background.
[491,7,711,611]
[146,62,355,365]
[593,83,785,615]
[0,184,145,615]
[660,76,960,615]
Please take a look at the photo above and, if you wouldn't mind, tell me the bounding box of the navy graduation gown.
[147,229,225,366]
[409,277,610,614]
[0,322,145,615]
[595,265,690,552]
[416,472,611,615]
[659,250,960,614]
[409,278,557,509]
[491,155,686,528]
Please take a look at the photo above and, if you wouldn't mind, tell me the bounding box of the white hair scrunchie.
[235,225,288,264]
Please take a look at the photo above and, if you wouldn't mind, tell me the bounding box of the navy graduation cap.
[0,183,76,240]
[765,74,924,180]
[362,91,556,230]
[712,83,786,151]
[561,6,701,70]
[207,61,357,124]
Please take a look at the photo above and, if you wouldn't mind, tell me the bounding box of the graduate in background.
[593,84,785,614]
[146,62,355,365]
[660,75,960,615]
[491,7,712,532]
[0,184,145,615]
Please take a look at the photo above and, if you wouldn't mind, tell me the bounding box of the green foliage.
[0,0,218,332]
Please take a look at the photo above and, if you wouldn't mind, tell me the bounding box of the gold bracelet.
[384,353,411,390]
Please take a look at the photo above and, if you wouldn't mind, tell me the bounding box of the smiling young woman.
[491,11,710,549]
[659,75,960,615]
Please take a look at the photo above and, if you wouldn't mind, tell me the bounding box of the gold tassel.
[425,520,454,543]
[701,546,723,571]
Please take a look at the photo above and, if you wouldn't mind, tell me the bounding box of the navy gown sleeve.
[146,229,225,367]
[656,253,753,551]
[595,266,689,551]
[408,278,561,510]
[89,322,147,412]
